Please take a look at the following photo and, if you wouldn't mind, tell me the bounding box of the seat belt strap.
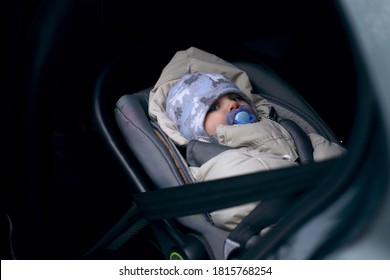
[83,202,146,257]
[224,196,294,258]
[268,106,314,164]
[132,159,335,220]
[278,118,314,164]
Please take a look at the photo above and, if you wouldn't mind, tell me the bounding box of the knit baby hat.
[166,72,257,141]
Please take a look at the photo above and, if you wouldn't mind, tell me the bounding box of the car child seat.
[90,46,345,260]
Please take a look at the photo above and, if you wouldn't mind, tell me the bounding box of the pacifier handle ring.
[234,111,257,124]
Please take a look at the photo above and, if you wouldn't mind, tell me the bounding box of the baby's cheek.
[204,115,216,135]
[205,124,216,136]
[205,112,228,136]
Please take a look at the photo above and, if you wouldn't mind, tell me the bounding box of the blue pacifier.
[226,106,257,125]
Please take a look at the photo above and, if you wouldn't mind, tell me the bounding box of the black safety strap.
[83,202,147,257]
[186,140,232,167]
[224,197,294,258]
[132,159,335,220]
[278,118,314,164]
[268,106,314,164]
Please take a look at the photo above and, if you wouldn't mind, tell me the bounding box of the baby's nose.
[229,100,240,110]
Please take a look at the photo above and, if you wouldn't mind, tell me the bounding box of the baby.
[164,72,346,231]
[149,47,346,231]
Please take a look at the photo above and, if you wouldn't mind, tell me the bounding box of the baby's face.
[204,93,255,136]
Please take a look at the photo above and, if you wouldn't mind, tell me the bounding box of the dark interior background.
[2,0,357,259]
